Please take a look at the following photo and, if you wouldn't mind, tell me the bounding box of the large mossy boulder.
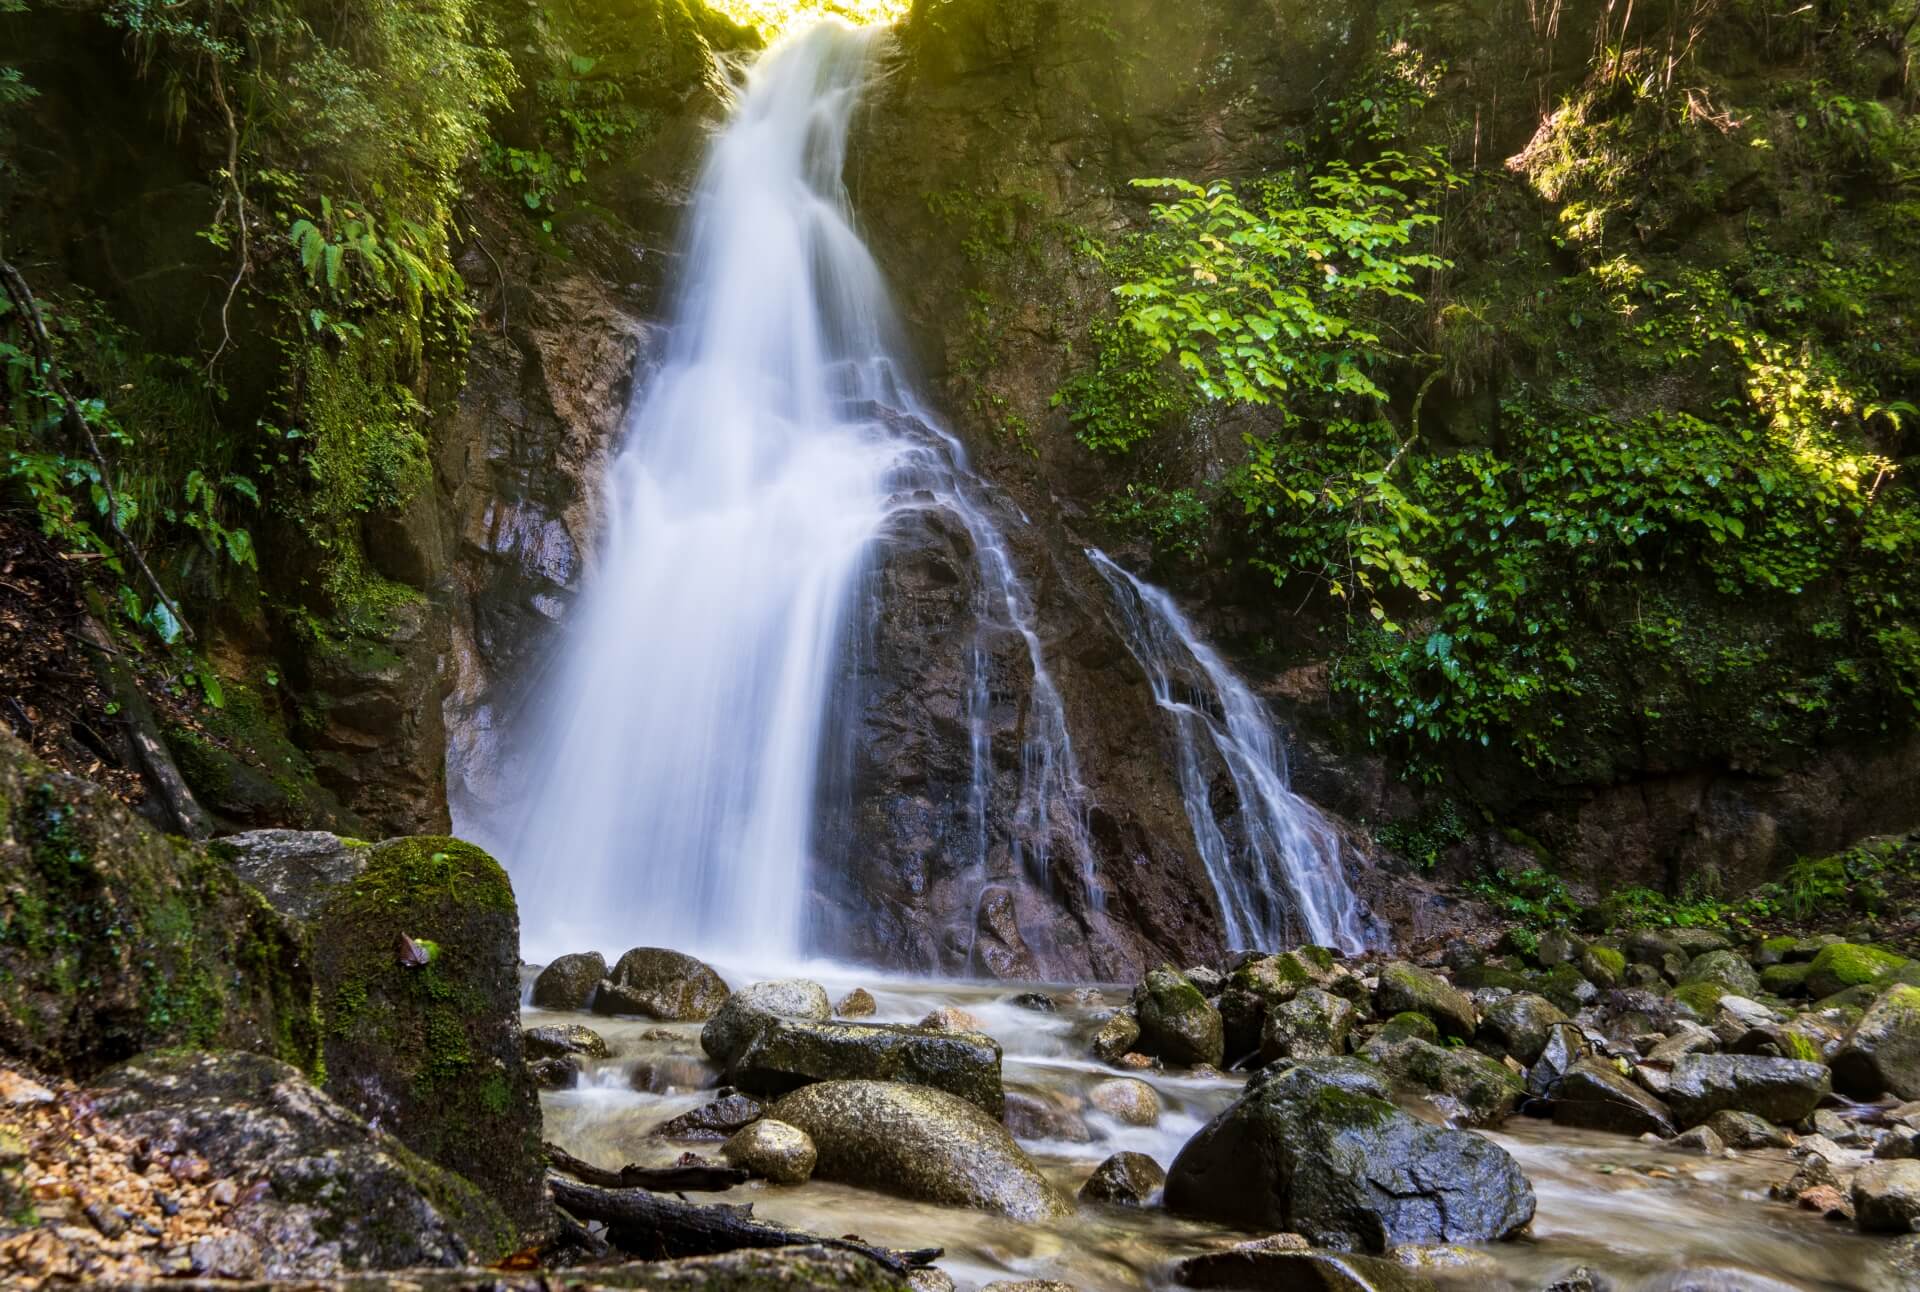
[1164,1058,1535,1251]
[1475,993,1569,1066]
[310,836,546,1238]
[1665,1054,1831,1127]
[769,1080,1068,1220]
[1680,950,1762,1000]
[90,1049,515,1272]
[1374,1038,1525,1127]
[1832,985,1920,1100]
[1375,962,1476,1041]
[596,947,731,1021]
[1136,965,1225,1067]
[1261,987,1356,1062]
[0,730,317,1077]
[718,1015,1004,1115]
[1805,943,1910,1001]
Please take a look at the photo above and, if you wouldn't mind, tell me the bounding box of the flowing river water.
[527,969,1901,1291]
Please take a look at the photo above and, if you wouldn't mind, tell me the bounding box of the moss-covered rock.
[91,1049,512,1274]
[310,835,545,1246]
[1761,962,1814,997]
[1374,1037,1525,1127]
[1136,965,1225,1067]
[1806,943,1911,1000]
[1681,949,1762,999]
[0,730,317,1077]
[1375,962,1477,1040]
[1475,993,1570,1066]
[1261,987,1356,1063]
[1832,985,1920,1101]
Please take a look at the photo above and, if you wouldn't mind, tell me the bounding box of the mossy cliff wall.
[847,0,1920,905]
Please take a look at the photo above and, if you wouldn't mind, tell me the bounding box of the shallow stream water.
[529,966,1904,1291]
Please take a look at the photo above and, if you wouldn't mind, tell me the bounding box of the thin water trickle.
[1087,549,1376,953]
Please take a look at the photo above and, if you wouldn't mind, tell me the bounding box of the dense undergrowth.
[1060,6,1920,785]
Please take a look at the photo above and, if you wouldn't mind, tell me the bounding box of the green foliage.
[1377,799,1470,871]
[1098,484,1210,564]
[1465,865,1580,928]
[1053,319,1188,454]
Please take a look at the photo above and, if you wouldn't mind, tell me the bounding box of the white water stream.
[1088,550,1374,953]
[494,24,1093,963]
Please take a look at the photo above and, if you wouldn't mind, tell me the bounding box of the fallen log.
[545,1142,747,1192]
[547,1173,941,1276]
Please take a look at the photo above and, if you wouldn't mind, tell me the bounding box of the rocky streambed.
[525,945,1920,1291]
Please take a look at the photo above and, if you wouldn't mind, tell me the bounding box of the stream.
[528,966,1902,1291]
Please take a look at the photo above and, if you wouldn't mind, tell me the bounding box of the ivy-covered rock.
[1136,965,1225,1067]
[310,836,546,1241]
[1832,985,1920,1101]
[1806,943,1910,1001]
[1375,962,1476,1041]
[0,730,317,1077]
[1164,1058,1535,1250]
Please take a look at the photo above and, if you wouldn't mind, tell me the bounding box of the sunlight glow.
[707,0,910,34]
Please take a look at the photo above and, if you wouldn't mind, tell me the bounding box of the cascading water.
[492,23,1096,962]
[1087,549,1376,953]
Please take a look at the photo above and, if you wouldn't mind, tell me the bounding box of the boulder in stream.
[722,1118,816,1185]
[1088,1077,1160,1126]
[1375,1038,1524,1127]
[1079,1151,1164,1206]
[1475,993,1569,1066]
[1173,1244,1438,1291]
[1164,1058,1535,1250]
[1664,1054,1830,1127]
[596,947,731,1021]
[721,1016,1005,1115]
[701,979,833,1064]
[1136,966,1225,1067]
[1549,1059,1676,1138]
[770,1079,1069,1220]
[530,952,608,1011]
[1853,1159,1920,1233]
[1831,984,1920,1100]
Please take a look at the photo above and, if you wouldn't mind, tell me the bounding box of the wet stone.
[530,952,607,1011]
[651,1091,767,1141]
[1077,1151,1164,1206]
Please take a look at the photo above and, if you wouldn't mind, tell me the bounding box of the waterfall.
[491,24,1094,963]
[1087,550,1376,954]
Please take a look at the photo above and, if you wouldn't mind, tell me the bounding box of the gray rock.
[211,829,367,924]
[599,947,731,1021]
[1262,987,1356,1062]
[1668,1124,1726,1154]
[1137,965,1225,1067]
[1528,1023,1587,1099]
[1078,1151,1165,1206]
[1003,1089,1091,1143]
[1704,1109,1790,1149]
[1375,962,1476,1041]
[651,1091,766,1141]
[1476,993,1569,1065]
[770,1080,1068,1220]
[1164,1058,1535,1251]
[700,979,833,1065]
[1854,1160,1920,1233]
[1090,1011,1142,1064]
[90,1050,512,1275]
[1832,984,1920,1100]
[523,1023,609,1061]
[530,952,607,1011]
[836,988,877,1018]
[1550,1060,1677,1138]
[722,1118,816,1185]
[1088,1077,1160,1126]
[1646,1024,1718,1064]
[1008,992,1058,1013]
[724,1016,1004,1115]
[1680,950,1762,999]
[1173,1245,1438,1290]
[529,1057,580,1089]
[1666,1054,1831,1127]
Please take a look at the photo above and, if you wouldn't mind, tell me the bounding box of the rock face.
[1664,1055,1831,1127]
[1164,1059,1535,1250]
[715,1016,1005,1116]
[309,836,546,1237]
[89,1050,514,1272]
[769,1080,1069,1220]
[0,730,317,1077]
[597,948,731,1021]
[531,952,608,1011]
[209,829,369,924]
